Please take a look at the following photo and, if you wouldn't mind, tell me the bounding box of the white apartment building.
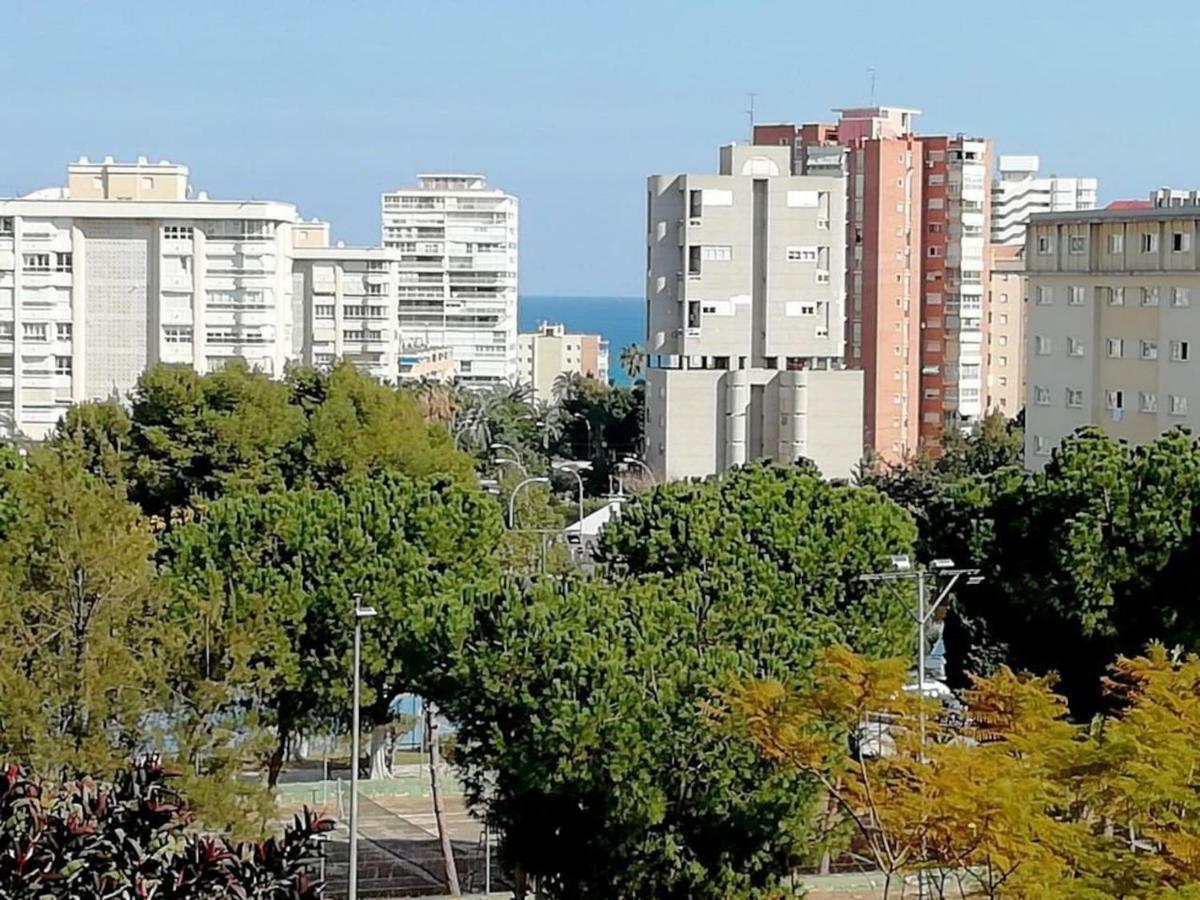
[292,242,403,384]
[645,144,863,481]
[517,322,609,401]
[1024,203,1200,469]
[991,155,1097,246]
[381,174,518,387]
[0,157,302,439]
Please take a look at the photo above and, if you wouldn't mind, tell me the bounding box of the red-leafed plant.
[0,759,333,898]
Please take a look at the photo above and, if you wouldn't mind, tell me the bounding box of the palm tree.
[619,343,647,381]
[552,371,587,404]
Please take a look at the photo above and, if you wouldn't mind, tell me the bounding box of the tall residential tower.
[381,174,518,386]
[644,143,863,481]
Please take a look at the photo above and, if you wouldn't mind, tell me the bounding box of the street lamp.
[552,460,592,539]
[507,476,550,529]
[490,442,520,462]
[859,556,982,899]
[348,596,377,900]
[493,456,528,477]
[620,455,657,485]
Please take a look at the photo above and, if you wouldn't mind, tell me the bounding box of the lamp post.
[348,595,377,900]
[620,455,657,486]
[552,461,591,539]
[859,556,982,899]
[493,456,527,477]
[507,476,550,530]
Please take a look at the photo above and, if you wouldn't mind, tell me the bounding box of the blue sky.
[0,0,1191,296]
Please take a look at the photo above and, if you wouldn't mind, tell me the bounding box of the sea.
[518,295,644,386]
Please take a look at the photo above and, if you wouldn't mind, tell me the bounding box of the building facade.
[1025,205,1200,468]
[991,155,1097,246]
[755,110,992,463]
[292,242,403,384]
[0,157,301,439]
[644,143,863,481]
[518,321,609,401]
[986,244,1026,416]
[380,174,518,387]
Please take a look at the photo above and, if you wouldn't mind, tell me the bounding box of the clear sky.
[0,0,1192,296]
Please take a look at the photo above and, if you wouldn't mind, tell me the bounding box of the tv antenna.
[868,66,877,106]
[746,92,757,140]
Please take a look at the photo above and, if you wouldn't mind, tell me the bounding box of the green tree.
[0,449,177,775]
[440,462,918,898]
[166,473,504,785]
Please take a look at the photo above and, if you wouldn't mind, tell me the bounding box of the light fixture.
[889,554,912,572]
[931,558,956,570]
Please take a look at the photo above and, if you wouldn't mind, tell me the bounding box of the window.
[700,245,732,262]
[163,225,194,241]
[1170,395,1189,416]
[687,245,702,275]
[1141,232,1159,253]
[1068,338,1085,357]
[22,253,50,272]
[998,356,1008,366]
[0,217,12,236]
[999,313,1008,325]
[1173,232,1192,253]
[1034,435,1051,457]
[22,323,47,341]
[1108,234,1124,253]
[1140,392,1158,413]
[142,177,154,190]
[929,222,945,234]
[54,355,72,376]
[163,326,193,344]
[928,198,945,210]
[1035,336,1052,355]
[54,252,72,272]
[0,323,12,338]
[928,173,945,185]
[1037,235,1053,255]
[1106,338,1124,358]
[1068,286,1086,306]
[1066,388,1084,409]
[365,282,384,295]
[1141,339,1159,360]
[689,189,703,219]
[367,259,387,272]
[998,335,1009,346]
[1105,390,1124,411]
[1034,386,1051,405]
[1036,285,1054,305]
[787,246,817,262]
[1069,235,1087,254]
[1173,287,1191,307]
[1172,340,1190,362]
[56,323,72,341]
[1143,287,1160,307]
[1108,287,1125,306]
[928,246,942,258]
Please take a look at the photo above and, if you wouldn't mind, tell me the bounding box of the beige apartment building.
[1025,205,1200,468]
[644,143,863,481]
[986,244,1025,416]
[518,321,609,401]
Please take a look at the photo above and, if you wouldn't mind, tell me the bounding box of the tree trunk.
[368,723,392,780]
[427,703,461,896]
[268,720,290,788]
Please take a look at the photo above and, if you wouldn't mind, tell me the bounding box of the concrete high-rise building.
[644,143,863,481]
[381,174,518,387]
[0,157,302,439]
[986,244,1026,417]
[755,109,992,463]
[991,155,1097,245]
[1024,201,1200,469]
[518,322,609,402]
[292,237,403,385]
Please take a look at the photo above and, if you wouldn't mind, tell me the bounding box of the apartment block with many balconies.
[381,174,518,387]
[0,157,303,439]
[1025,202,1200,468]
[518,321,609,402]
[644,143,863,481]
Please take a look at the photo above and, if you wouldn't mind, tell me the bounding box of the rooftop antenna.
[746,92,757,140]
[868,66,877,106]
